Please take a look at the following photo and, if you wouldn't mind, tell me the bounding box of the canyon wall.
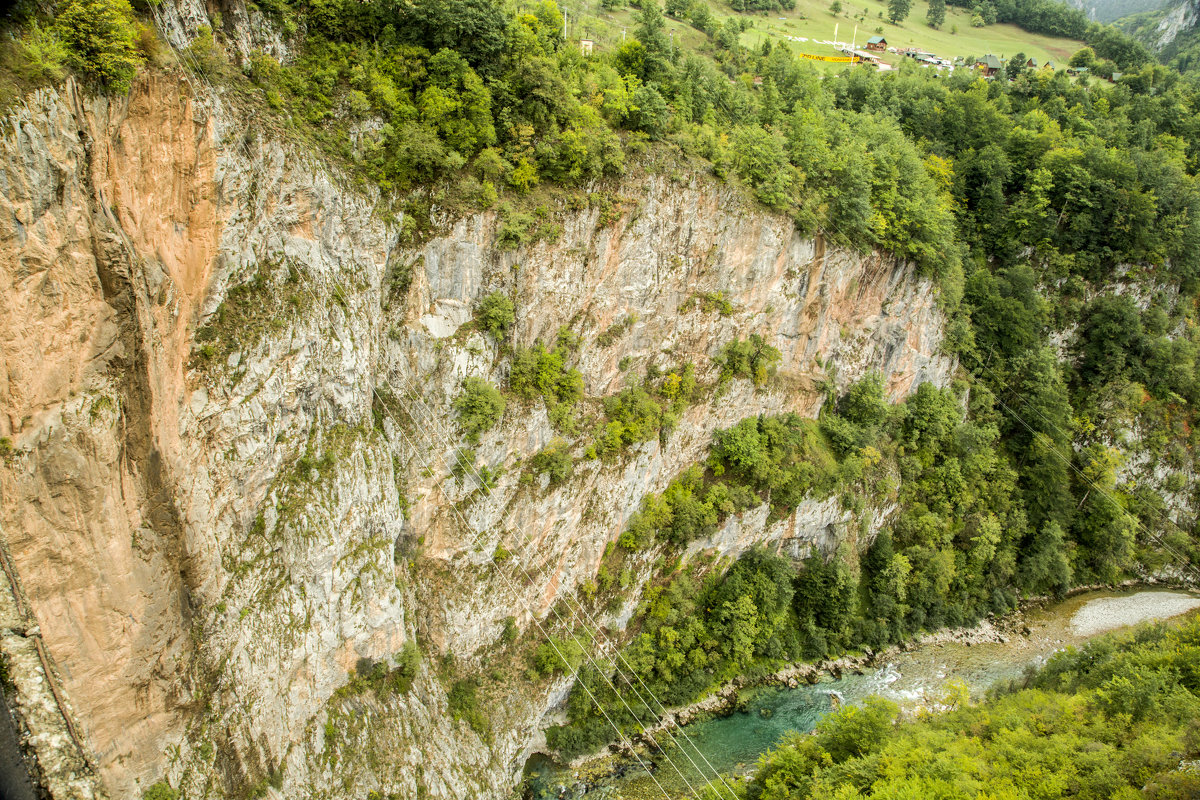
[0,65,952,798]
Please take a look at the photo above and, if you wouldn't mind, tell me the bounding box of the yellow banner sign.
[798,53,861,62]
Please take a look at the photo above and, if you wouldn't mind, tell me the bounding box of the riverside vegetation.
[546,371,1181,756]
[4,0,1200,795]
[736,612,1200,800]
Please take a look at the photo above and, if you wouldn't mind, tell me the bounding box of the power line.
[377,260,744,798]
[376,391,689,799]
[379,360,741,799]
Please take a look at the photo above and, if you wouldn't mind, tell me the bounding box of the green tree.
[634,1,673,83]
[1008,51,1026,80]
[665,0,690,17]
[453,377,506,443]
[956,145,1013,254]
[730,126,795,210]
[715,335,782,385]
[887,0,911,23]
[964,265,1045,359]
[839,373,889,428]
[390,122,451,185]
[1068,46,1096,68]
[142,783,178,800]
[54,0,143,93]
[926,0,945,27]
[510,343,582,407]
[530,438,574,484]
[613,39,648,79]
[15,23,69,83]
[510,57,573,133]
[1019,521,1072,595]
[447,678,488,734]
[533,636,583,674]
[1074,294,1144,387]
[717,593,760,666]
[758,77,781,127]
[401,0,509,75]
[392,642,421,694]
[1071,447,1136,584]
[830,0,843,13]
[752,617,1200,800]
[688,1,716,32]
[814,696,900,760]
[420,49,496,155]
[475,291,515,339]
[628,83,669,138]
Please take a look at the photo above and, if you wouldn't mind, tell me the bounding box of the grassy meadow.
[557,0,1087,72]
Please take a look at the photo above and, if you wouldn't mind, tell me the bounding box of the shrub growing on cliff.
[532,635,583,675]
[142,782,178,800]
[530,438,573,484]
[715,335,781,386]
[595,386,664,455]
[447,678,488,735]
[392,641,421,694]
[475,291,515,340]
[509,343,583,407]
[453,377,505,443]
[343,647,421,697]
[596,314,637,347]
[13,23,69,84]
[181,24,227,79]
[53,0,142,93]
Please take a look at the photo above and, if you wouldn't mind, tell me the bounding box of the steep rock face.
[0,77,209,793]
[0,71,952,799]
[1154,0,1200,48]
[391,177,951,662]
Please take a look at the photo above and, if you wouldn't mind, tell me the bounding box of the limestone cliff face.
[0,69,952,799]
[1153,0,1200,49]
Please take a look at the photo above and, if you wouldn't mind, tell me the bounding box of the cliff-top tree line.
[8,0,1198,290]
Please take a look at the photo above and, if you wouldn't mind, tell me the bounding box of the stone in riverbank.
[1069,592,1200,637]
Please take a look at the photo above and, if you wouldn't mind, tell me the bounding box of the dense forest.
[4,0,1199,278]
[5,0,1200,785]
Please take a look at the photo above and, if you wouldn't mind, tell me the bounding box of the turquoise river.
[524,588,1200,800]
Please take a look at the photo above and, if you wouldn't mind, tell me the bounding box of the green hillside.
[1120,1,1200,72]
[1084,0,1167,23]
[570,0,1085,69]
